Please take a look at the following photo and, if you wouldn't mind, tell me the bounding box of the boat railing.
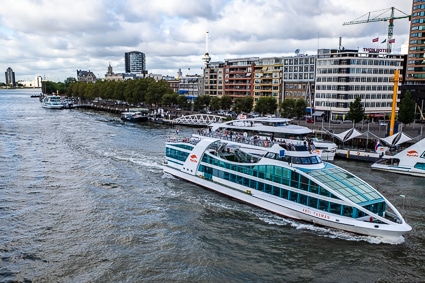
[167,135,201,145]
[196,130,311,152]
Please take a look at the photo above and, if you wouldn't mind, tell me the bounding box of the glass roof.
[307,165,383,205]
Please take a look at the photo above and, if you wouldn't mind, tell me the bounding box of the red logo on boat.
[406,150,418,157]
[190,154,198,162]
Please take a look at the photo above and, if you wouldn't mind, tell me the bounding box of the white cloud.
[0,0,412,82]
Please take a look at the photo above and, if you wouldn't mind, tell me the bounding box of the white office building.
[314,49,404,122]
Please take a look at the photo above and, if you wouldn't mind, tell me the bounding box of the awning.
[333,128,363,143]
[312,111,324,116]
[380,132,412,146]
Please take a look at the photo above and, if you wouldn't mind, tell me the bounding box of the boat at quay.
[371,137,425,177]
[163,136,411,240]
[41,95,64,109]
[206,117,338,161]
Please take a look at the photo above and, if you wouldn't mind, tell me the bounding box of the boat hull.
[371,164,425,177]
[163,164,409,240]
[42,104,64,109]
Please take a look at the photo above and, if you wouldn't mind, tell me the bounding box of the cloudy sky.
[0,0,412,83]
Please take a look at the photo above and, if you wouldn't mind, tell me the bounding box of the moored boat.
[371,138,425,177]
[41,95,64,109]
[163,136,411,240]
[207,117,337,161]
[121,111,149,122]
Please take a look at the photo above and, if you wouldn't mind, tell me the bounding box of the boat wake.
[257,212,405,244]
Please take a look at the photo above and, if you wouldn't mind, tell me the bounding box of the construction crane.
[343,7,410,53]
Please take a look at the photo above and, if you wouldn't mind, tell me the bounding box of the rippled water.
[1,89,424,282]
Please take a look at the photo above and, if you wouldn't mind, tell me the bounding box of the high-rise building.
[125,51,146,74]
[401,0,425,116]
[5,67,16,87]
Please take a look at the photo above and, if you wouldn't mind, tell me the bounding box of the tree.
[210,96,221,111]
[280,98,296,118]
[221,95,233,111]
[280,98,306,120]
[233,96,253,114]
[162,93,179,107]
[398,91,416,125]
[177,95,189,110]
[254,96,277,116]
[193,95,211,111]
[295,98,308,120]
[347,96,365,123]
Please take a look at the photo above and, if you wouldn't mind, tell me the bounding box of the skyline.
[0,0,412,83]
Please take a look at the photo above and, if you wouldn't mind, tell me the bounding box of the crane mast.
[343,7,410,53]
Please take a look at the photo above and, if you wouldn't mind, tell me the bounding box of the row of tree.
[42,78,417,124]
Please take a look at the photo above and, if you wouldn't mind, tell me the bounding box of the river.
[0,89,424,282]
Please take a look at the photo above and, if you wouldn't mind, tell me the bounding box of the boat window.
[308,197,318,209]
[299,194,308,205]
[307,166,383,204]
[342,206,353,217]
[300,176,309,191]
[414,162,425,170]
[265,152,276,159]
[319,200,329,211]
[330,203,342,214]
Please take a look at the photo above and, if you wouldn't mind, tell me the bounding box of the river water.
[0,89,424,283]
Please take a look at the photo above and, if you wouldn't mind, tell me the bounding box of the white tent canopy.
[380,132,412,146]
[333,128,363,143]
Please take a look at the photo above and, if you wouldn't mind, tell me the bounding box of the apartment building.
[223,57,257,98]
[253,57,282,105]
[203,61,224,97]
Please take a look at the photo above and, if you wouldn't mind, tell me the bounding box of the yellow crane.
[343,7,410,54]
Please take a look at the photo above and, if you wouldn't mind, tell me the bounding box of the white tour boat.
[41,95,64,109]
[163,136,411,240]
[371,138,425,177]
[206,117,337,161]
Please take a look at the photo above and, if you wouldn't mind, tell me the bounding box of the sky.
[0,0,413,83]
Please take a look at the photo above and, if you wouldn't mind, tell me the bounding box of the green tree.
[162,93,179,107]
[210,96,221,111]
[194,95,211,111]
[280,98,296,118]
[398,91,416,125]
[347,96,365,123]
[233,96,253,114]
[221,95,233,110]
[254,97,278,116]
[177,95,189,110]
[295,98,308,120]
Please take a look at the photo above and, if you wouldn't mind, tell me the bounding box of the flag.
[372,37,379,42]
[375,140,382,152]
[381,39,386,43]
[389,38,395,44]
